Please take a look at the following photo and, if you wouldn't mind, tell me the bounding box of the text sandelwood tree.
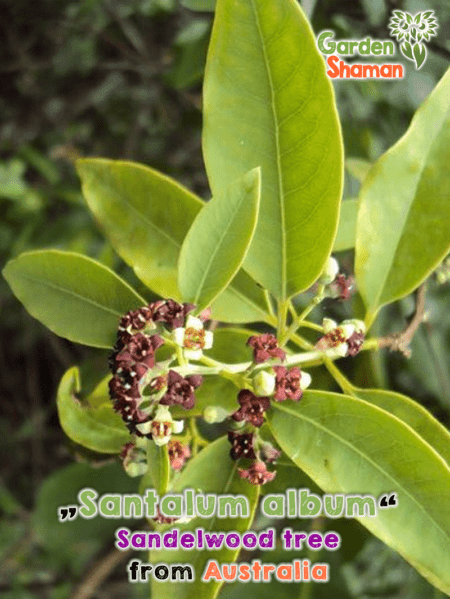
[4,0,450,597]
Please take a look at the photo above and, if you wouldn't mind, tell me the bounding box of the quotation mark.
[58,505,79,522]
[378,493,398,508]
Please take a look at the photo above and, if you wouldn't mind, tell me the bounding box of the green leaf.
[76,158,269,323]
[150,436,259,599]
[33,462,137,571]
[2,249,145,348]
[267,391,450,595]
[354,387,450,468]
[333,198,357,252]
[203,0,343,299]
[355,69,450,326]
[179,168,260,310]
[57,367,130,453]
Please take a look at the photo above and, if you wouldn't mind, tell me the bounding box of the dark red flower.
[159,370,203,410]
[227,431,256,460]
[168,440,191,470]
[232,389,270,427]
[346,331,365,356]
[238,461,276,485]
[260,442,281,463]
[247,334,286,364]
[150,299,195,330]
[119,306,153,332]
[115,333,164,370]
[330,274,354,301]
[273,366,302,401]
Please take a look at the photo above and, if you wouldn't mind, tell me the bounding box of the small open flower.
[114,333,164,371]
[136,405,184,446]
[232,389,270,427]
[247,333,286,364]
[119,306,154,334]
[168,440,191,470]
[329,274,354,301]
[273,366,311,401]
[173,315,213,360]
[316,318,366,358]
[150,299,195,330]
[159,370,203,410]
[238,461,276,485]
[228,431,256,460]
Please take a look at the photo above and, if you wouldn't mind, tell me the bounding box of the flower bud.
[203,405,229,424]
[253,370,276,396]
[319,257,339,284]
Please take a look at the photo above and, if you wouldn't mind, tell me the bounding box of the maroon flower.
[273,366,302,401]
[247,334,286,364]
[330,274,354,301]
[232,389,270,427]
[228,431,256,460]
[159,370,203,410]
[150,299,195,330]
[346,331,365,356]
[153,507,178,525]
[168,440,191,470]
[115,333,164,370]
[119,306,153,332]
[238,461,276,485]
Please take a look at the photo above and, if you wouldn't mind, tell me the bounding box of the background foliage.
[1,0,450,597]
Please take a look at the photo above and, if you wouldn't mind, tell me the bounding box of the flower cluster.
[316,318,366,358]
[228,334,311,485]
[109,300,208,474]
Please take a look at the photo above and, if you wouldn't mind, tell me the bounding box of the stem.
[323,357,355,395]
[277,299,289,340]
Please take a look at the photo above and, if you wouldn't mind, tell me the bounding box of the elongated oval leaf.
[57,367,130,453]
[76,158,269,323]
[267,391,450,595]
[179,168,260,310]
[333,198,357,252]
[150,436,259,599]
[354,387,450,468]
[355,68,450,325]
[203,0,343,299]
[3,250,146,348]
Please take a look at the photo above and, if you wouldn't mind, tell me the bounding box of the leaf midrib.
[270,400,450,543]
[250,0,286,299]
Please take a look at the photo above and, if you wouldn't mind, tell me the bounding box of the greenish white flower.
[173,315,213,361]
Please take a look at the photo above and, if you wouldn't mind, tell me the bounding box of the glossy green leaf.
[268,391,450,595]
[355,68,450,326]
[333,198,357,252]
[57,367,130,453]
[203,0,343,299]
[2,249,145,348]
[179,168,260,310]
[354,387,450,468]
[76,158,269,323]
[150,436,259,599]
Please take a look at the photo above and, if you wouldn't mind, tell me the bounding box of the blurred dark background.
[1,0,449,597]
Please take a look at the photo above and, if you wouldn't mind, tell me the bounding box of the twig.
[70,548,129,599]
[377,284,427,357]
